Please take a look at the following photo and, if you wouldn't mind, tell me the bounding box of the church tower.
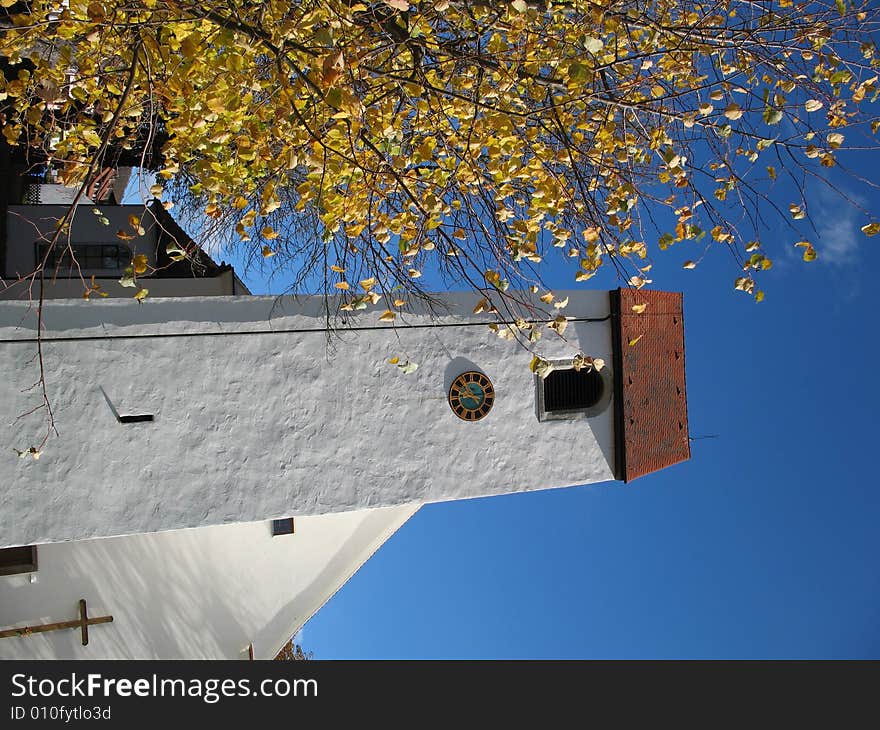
[0,287,689,549]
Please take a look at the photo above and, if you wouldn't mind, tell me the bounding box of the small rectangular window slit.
[272,518,295,536]
[0,545,38,576]
[119,414,154,423]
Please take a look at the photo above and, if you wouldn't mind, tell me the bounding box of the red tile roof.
[610,289,690,482]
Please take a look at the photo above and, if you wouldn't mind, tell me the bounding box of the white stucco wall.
[0,505,419,659]
[0,291,616,548]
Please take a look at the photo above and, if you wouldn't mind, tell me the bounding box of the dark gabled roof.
[147,199,227,278]
[610,288,690,482]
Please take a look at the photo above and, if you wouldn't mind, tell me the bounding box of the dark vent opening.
[119,414,154,423]
[272,518,295,536]
[0,545,38,576]
[544,368,604,412]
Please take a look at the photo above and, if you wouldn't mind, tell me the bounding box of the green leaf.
[763,107,783,125]
[119,267,136,288]
[567,61,588,82]
[326,87,343,109]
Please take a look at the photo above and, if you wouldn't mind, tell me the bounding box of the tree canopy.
[2,0,879,314]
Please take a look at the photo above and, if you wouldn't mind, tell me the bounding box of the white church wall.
[0,291,616,548]
[0,505,419,659]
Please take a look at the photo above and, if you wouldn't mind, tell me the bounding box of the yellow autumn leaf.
[82,129,102,147]
[261,246,276,258]
[861,223,880,236]
[628,335,643,347]
[132,254,148,274]
[261,226,279,240]
[180,34,199,59]
[133,288,149,302]
[724,103,743,120]
[473,297,490,314]
[334,281,350,290]
[582,227,601,243]
[795,241,817,262]
[548,315,568,335]
[682,261,696,269]
[359,277,377,291]
[631,303,647,314]
[378,310,396,322]
[529,355,554,379]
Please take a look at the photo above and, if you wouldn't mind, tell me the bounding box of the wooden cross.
[0,599,113,646]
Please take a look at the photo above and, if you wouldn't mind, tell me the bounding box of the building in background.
[0,159,248,300]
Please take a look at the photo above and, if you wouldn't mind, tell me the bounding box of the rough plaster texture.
[0,291,616,548]
[0,505,419,659]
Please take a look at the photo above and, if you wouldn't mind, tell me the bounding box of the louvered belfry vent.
[543,368,604,412]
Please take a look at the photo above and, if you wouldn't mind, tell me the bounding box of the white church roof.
[0,505,418,659]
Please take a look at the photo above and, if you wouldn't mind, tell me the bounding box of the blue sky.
[216,146,880,659]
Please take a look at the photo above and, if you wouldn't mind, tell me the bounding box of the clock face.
[448,371,495,421]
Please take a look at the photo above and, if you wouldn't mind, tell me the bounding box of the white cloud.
[812,186,866,264]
